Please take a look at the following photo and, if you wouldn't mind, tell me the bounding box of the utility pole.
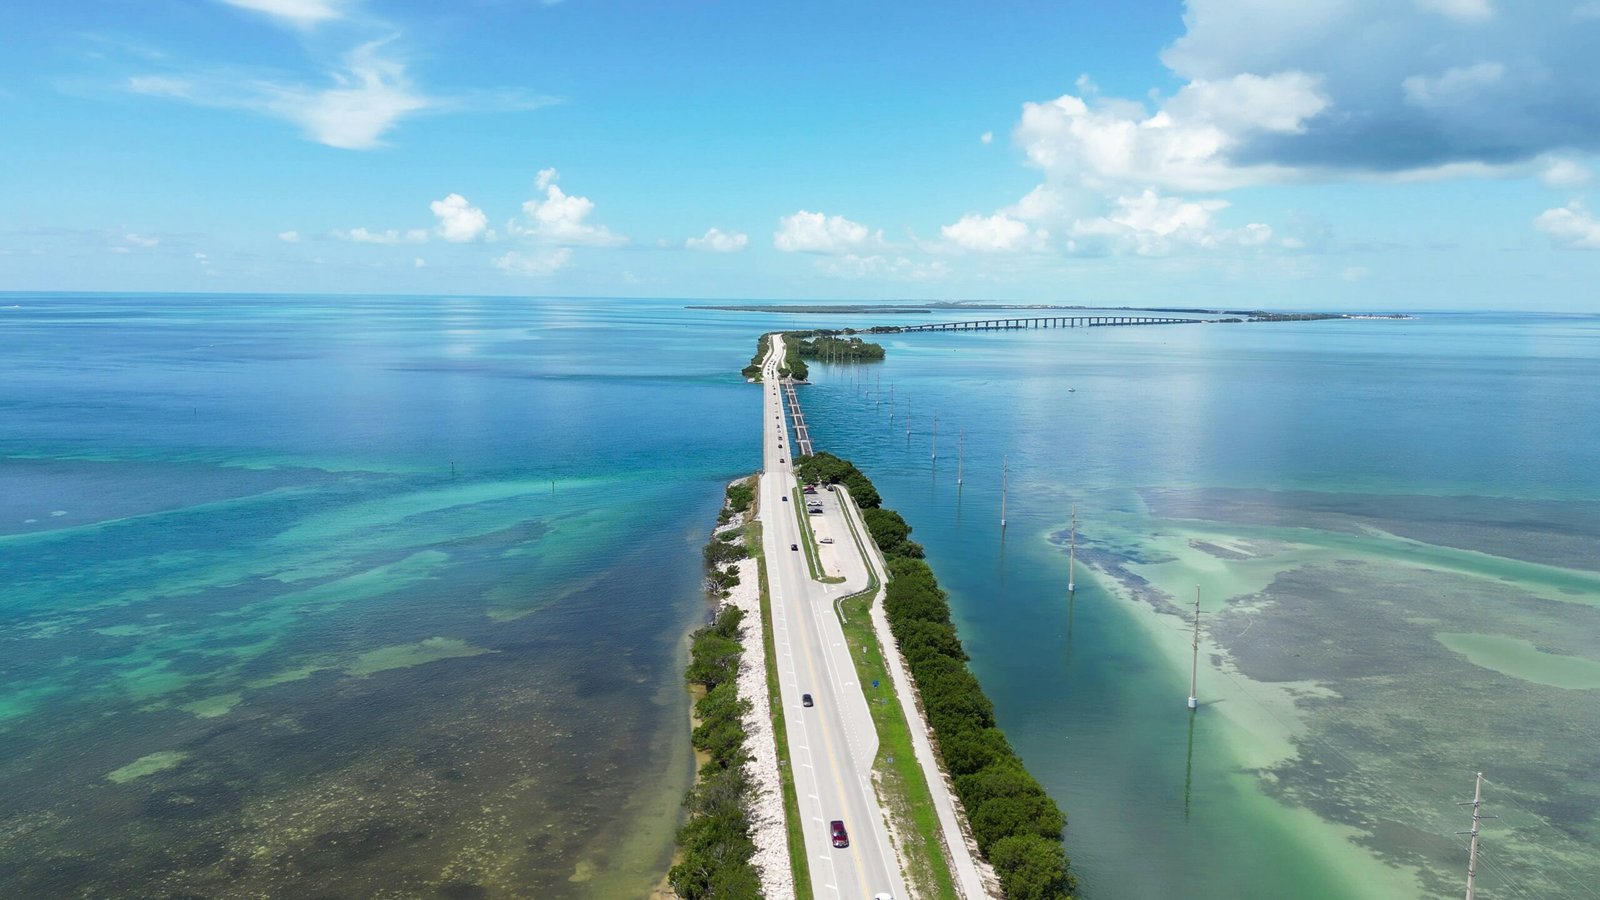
[1000,455,1008,529]
[957,428,964,486]
[932,411,938,460]
[1188,586,1201,710]
[1068,503,1077,594]
[1458,772,1493,900]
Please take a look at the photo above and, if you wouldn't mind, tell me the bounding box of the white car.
[819,537,834,544]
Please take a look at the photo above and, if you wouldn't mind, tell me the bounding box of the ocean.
[3,294,1597,898]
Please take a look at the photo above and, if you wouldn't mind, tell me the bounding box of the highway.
[759,334,906,900]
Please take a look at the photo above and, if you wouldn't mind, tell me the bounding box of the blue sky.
[4,0,1599,310]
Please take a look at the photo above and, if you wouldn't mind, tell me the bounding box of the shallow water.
[798,312,1600,898]
[0,294,788,898]
[6,296,1598,898]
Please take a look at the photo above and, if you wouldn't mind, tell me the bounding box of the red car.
[829,820,849,848]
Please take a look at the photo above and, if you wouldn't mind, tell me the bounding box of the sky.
[3,0,1600,310]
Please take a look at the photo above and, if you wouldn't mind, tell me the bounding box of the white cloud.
[1069,190,1272,256]
[940,213,1048,253]
[334,227,428,244]
[429,193,490,242]
[1402,62,1505,108]
[980,131,994,144]
[414,257,426,268]
[1017,72,1328,194]
[123,232,160,248]
[270,41,429,149]
[1540,157,1592,189]
[1158,1,1600,174]
[1534,203,1600,249]
[493,247,573,275]
[509,171,625,246]
[819,254,950,281]
[773,211,881,253]
[217,0,349,28]
[278,230,301,243]
[129,40,431,150]
[1416,0,1492,22]
[686,227,749,252]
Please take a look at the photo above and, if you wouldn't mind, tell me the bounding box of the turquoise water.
[5,296,1598,898]
[0,294,790,897]
[799,313,1600,898]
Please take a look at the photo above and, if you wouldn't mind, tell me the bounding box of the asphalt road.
[760,335,906,900]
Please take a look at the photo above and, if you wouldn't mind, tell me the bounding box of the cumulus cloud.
[940,213,1049,253]
[1534,203,1600,249]
[493,247,573,275]
[429,193,491,242]
[217,0,350,28]
[278,230,301,242]
[1157,0,1600,174]
[1069,190,1271,256]
[333,227,428,244]
[123,232,160,248]
[1016,71,1329,194]
[981,131,994,144]
[686,227,749,252]
[773,211,882,253]
[509,171,625,246]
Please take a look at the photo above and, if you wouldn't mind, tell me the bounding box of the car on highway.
[819,537,833,544]
[790,543,798,551]
[801,693,813,707]
[829,820,849,848]
[779,458,785,463]
[781,495,787,501]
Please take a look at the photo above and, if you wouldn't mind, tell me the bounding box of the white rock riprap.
[721,552,795,899]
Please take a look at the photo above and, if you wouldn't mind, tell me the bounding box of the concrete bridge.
[895,314,1202,332]
[782,381,813,456]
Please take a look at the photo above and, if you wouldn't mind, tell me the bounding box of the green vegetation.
[792,451,881,509]
[749,521,814,899]
[742,333,770,380]
[838,465,1075,900]
[794,333,886,362]
[726,479,755,515]
[742,330,886,383]
[781,336,808,381]
[833,497,959,900]
[670,603,761,898]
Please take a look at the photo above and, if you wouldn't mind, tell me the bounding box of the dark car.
[781,495,788,501]
[829,820,849,848]
[790,543,798,551]
[779,458,785,463]
[801,693,813,708]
